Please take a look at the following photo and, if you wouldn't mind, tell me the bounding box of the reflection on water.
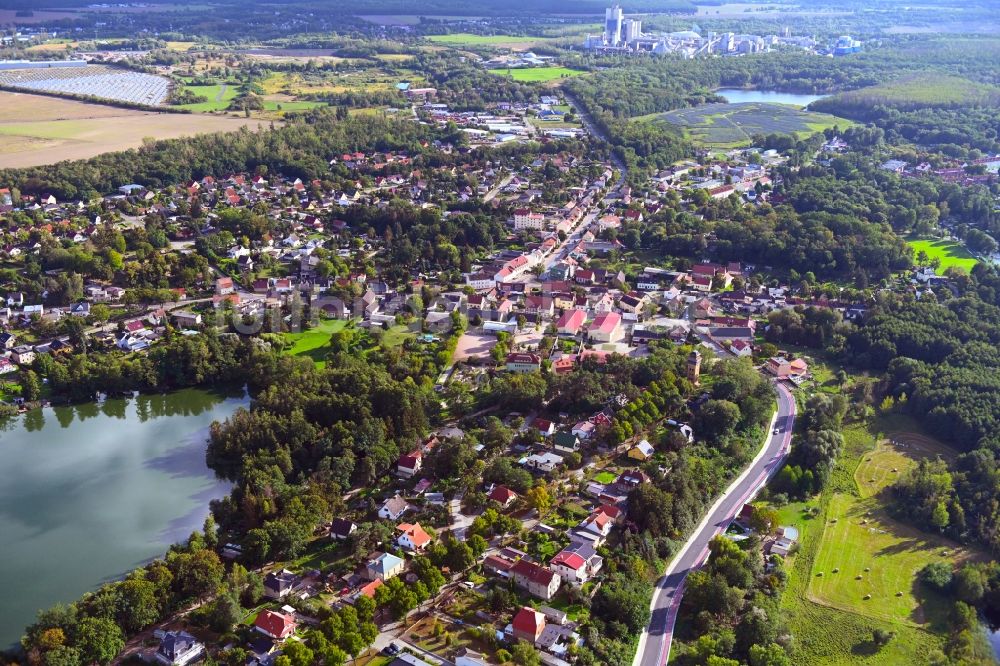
[715,88,829,108]
[0,387,247,649]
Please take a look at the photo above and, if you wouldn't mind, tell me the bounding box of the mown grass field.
[281,318,348,367]
[655,101,849,149]
[778,420,964,663]
[487,66,585,82]
[908,238,979,274]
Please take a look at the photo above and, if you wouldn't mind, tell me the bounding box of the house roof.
[512,606,545,636]
[381,495,410,516]
[397,522,432,548]
[590,311,621,334]
[489,485,518,504]
[330,517,356,537]
[398,450,422,469]
[556,308,586,332]
[550,551,586,571]
[369,552,404,574]
[511,559,557,585]
[254,610,295,638]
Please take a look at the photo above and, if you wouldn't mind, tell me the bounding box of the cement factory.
[584,3,858,58]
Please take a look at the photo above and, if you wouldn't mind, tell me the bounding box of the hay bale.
[832,568,840,573]
[864,594,872,600]
[864,567,871,572]
[855,575,863,580]
[816,572,823,577]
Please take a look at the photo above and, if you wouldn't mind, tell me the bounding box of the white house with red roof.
[588,311,622,343]
[253,610,296,640]
[397,450,423,479]
[488,485,518,508]
[550,540,603,583]
[396,522,433,552]
[555,309,586,336]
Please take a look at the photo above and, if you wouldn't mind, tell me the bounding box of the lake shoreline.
[0,387,249,650]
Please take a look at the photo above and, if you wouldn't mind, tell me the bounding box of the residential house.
[454,649,490,666]
[11,345,35,365]
[366,552,405,581]
[397,450,423,479]
[578,505,620,539]
[555,309,586,336]
[215,277,235,295]
[0,332,15,350]
[155,631,204,666]
[488,485,518,508]
[330,518,357,540]
[512,606,546,644]
[628,439,655,461]
[572,420,596,440]
[730,339,754,357]
[506,352,541,373]
[173,311,203,328]
[396,522,433,552]
[378,495,412,521]
[532,418,555,437]
[511,560,561,600]
[552,432,580,453]
[550,540,603,584]
[523,452,564,474]
[263,569,300,600]
[766,356,808,379]
[253,610,296,640]
[588,312,623,343]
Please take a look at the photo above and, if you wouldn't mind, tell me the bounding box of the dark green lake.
[0,388,248,649]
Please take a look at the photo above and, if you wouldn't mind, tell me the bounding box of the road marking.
[633,384,794,666]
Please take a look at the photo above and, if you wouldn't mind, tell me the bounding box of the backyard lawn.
[281,318,348,366]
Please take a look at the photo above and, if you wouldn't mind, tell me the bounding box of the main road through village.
[632,382,797,666]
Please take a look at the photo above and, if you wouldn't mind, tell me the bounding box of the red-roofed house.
[556,309,586,336]
[766,357,808,379]
[396,522,433,552]
[215,277,235,295]
[512,607,546,643]
[253,610,296,640]
[357,578,383,599]
[488,485,518,508]
[588,312,622,343]
[397,450,423,479]
[511,560,561,600]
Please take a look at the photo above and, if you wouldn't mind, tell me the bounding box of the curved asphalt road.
[633,382,797,666]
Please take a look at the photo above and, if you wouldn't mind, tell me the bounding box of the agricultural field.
[0,91,269,168]
[908,238,979,274]
[655,101,848,149]
[779,418,979,664]
[0,64,170,106]
[487,66,585,83]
